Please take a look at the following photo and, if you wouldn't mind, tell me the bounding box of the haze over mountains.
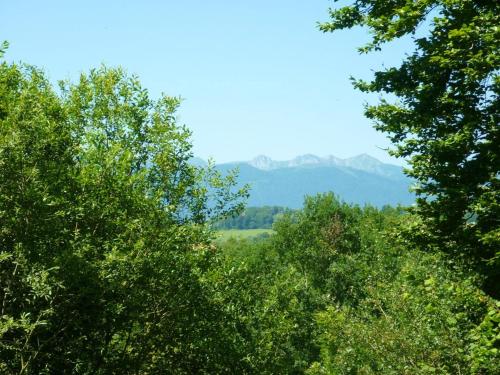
[194,154,414,208]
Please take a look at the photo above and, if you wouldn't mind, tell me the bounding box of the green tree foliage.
[218,193,495,374]
[319,0,500,293]
[0,41,8,58]
[212,228,323,373]
[0,61,247,373]
[309,235,489,374]
[271,195,362,290]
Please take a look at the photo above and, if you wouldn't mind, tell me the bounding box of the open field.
[216,229,274,241]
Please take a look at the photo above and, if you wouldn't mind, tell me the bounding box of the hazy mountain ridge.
[243,154,404,178]
[194,154,414,208]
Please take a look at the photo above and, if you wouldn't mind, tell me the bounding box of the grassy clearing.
[216,229,274,241]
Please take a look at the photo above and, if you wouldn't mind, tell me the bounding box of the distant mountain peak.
[252,154,273,162]
[296,153,320,159]
[249,155,276,170]
[324,155,343,163]
[245,153,391,173]
[348,153,383,163]
[291,154,322,166]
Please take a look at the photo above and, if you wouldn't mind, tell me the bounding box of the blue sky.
[1,0,414,165]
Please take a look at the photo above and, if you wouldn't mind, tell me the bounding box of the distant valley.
[193,154,414,208]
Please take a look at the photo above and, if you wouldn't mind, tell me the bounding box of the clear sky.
[1,0,414,165]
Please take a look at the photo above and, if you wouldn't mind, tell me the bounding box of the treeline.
[214,205,404,230]
[214,206,290,229]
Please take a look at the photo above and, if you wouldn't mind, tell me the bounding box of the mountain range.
[193,154,414,208]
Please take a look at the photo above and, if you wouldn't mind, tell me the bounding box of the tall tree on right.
[320,0,499,294]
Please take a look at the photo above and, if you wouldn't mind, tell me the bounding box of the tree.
[320,0,499,294]
[0,41,7,58]
[0,61,247,373]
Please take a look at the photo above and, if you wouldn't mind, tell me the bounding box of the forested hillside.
[0,0,498,373]
[214,157,414,208]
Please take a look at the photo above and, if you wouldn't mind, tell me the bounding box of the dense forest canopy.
[0,0,499,373]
